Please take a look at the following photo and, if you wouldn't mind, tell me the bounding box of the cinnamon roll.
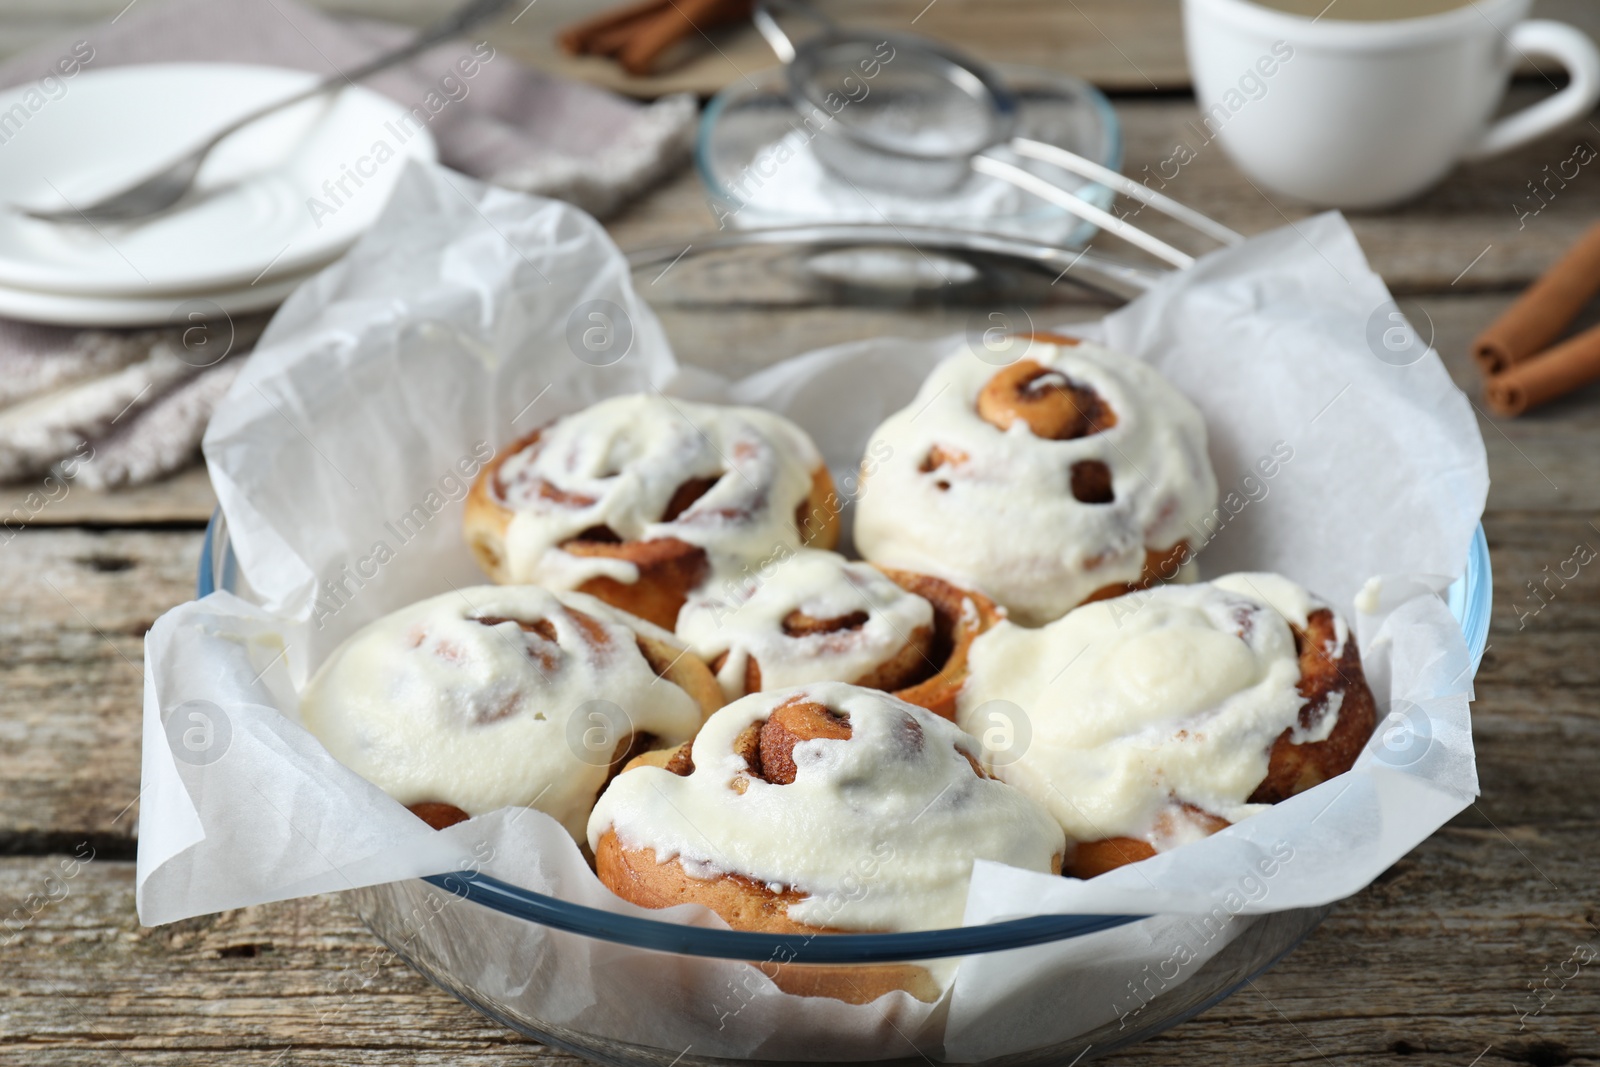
[465,395,840,629]
[299,585,722,840]
[955,573,1377,878]
[589,683,1064,1002]
[853,334,1218,625]
[877,567,1004,721]
[674,550,1004,721]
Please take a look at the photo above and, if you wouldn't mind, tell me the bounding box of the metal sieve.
[752,0,1245,267]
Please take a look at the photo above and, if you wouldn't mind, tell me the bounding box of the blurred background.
[3,0,1594,93]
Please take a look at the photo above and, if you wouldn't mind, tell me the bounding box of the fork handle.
[196,0,514,153]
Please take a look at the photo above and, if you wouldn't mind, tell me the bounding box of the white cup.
[1183,0,1600,208]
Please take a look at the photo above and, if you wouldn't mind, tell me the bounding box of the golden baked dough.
[465,409,840,631]
[854,331,1217,624]
[875,568,1004,722]
[973,335,1194,605]
[678,549,937,701]
[592,687,1065,1003]
[596,701,942,1003]
[397,620,722,830]
[1064,605,1377,878]
[299,585,722,840]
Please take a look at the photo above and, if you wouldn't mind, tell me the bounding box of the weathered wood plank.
[6,0,1598,97]
[531,0,1600,100]
[1424,292,1600,515]
[0,466,214,529]
[0,379,1592,847]
[40,12,1591,285]
[650,295,1600,514]
[0,4,1595,1065]
[492,0,1193,99]
[2,99,1596,522]
[4,507,1598,842]
[0,0,1193,94]
[605,89,1600,296]
[1086,87,1600,294]
[15,286,1600,524]
[0,818,1594,1064]
[0,530,198,848]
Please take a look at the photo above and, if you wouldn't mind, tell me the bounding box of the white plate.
[0,267,312,327]
[0,63,436,297]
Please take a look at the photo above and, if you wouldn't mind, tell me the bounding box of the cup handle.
[1466,20,1600,161]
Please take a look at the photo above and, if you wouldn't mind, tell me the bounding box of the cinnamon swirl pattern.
[674,550,1006,721]
[589,683,1064,1001]
[675,549,936,702]
[876,567,1005,721]
[299,585,721,840]
[465,395,840,629]
[854,335,1218,625]
[956,573,1376,878]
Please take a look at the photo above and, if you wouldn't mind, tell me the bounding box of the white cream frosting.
[957,574,1340,847]
[299,585,707,841]
[675,549,936,700]
[494,394,825,592]
[1212,571,1348,659]
[853,337,1218,625]
[1354,575,1383,616]
[588,683,1064,931]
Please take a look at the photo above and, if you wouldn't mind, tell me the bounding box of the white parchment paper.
[139,162,1487,1059]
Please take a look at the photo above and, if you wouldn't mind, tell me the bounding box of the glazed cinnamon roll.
[299,585,722,839]
[955,573,1377,878]
[674,550,1004,720]
[589,683,1064,1003]
[877,567,1004,721]
[465,395,840,629]
[853,334,1218,625]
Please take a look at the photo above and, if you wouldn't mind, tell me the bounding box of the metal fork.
[18,0,513,225]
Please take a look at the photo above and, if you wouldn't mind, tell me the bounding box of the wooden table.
[3,3,1598,1064]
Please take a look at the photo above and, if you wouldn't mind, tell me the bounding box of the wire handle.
[1011,138,1244,249]
[752,0,837,64]
[191,0,515,159]
[972,140,1242,270]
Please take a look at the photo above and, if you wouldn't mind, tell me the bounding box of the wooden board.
[2,87,1597,529]
[494,0,1193,98]
[2,1,1595,97]
[608,85,1600,293]
[0,529,199,850]
[512,0,1600,98]
[0,466,214,529]
[1,4,1598,1062]
[2,309,1598,847]
[3,500,1597,844]
[586,294,1600,515]
[1,813,1595,1063]
[0,0,1191,93]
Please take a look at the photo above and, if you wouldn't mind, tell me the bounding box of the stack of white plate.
[0,63,437,327]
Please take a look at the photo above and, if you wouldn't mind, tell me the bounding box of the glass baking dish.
[195,494,1489,1064]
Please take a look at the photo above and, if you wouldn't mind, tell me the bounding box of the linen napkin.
[0,0,698,490]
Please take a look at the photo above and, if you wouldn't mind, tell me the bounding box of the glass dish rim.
[694,59,1126,233]
[195,510,1490,962]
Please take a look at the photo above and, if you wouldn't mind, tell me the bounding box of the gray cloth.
[0,0,697,489]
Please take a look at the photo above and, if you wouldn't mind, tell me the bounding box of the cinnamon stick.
[558,0,670,55]
[587,14,665,58]
[617,0,741,75]
[1484,321,1600,417]
[559,0,752,75]
[1472,222,1600,376]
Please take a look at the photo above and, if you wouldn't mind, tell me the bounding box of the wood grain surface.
[0,0,1596,94]
[1,0,1598,1064]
